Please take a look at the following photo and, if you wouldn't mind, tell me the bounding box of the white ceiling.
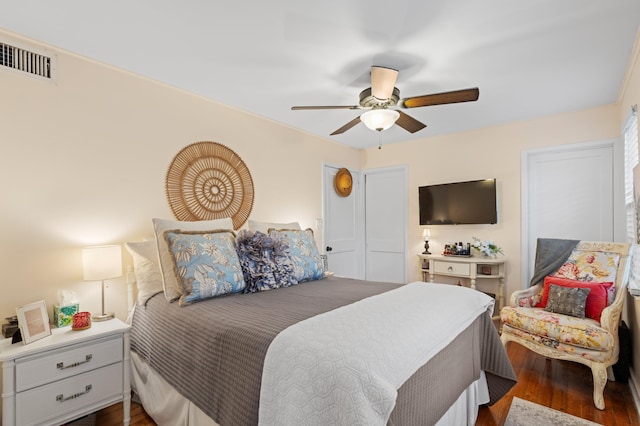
[2,1,640,149]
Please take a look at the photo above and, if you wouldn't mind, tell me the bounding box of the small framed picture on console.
[16,300,51,345]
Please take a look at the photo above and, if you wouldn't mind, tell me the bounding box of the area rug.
[505,397,602,426]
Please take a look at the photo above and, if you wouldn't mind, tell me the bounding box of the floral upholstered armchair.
[500,241,632,410]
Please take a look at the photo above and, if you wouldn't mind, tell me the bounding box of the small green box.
[54,304,79,328]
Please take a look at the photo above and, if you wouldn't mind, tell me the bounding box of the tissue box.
[54,304,79,328]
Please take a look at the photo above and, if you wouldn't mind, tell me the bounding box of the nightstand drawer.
[433,261,470,276]
[15,335,122,392]
[16,362,123,426]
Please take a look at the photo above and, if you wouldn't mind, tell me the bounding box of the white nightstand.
[0,318,131,426]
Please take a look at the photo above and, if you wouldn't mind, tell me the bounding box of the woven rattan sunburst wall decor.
[166,141,254,229]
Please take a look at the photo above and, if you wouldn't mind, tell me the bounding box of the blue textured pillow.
[269,228,325,282]
[164,230,245,306]
[236,230,297,292]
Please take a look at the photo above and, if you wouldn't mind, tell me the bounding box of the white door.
[522,139,619,286]
[364,166,407,283]
[323,165,363,279]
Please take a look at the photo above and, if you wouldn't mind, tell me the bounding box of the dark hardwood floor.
[476,344,639,426]
[95,401,154,426]
[97,343,639,425]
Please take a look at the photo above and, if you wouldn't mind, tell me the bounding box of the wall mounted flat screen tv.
[419,179,497,225]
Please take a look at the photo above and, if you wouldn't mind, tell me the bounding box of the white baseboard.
[629,368,640,416]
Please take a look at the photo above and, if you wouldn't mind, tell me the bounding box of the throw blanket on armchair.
[528,238,579,287]
[259,282,495,426]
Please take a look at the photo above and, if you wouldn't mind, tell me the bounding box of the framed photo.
[16,300,51,345]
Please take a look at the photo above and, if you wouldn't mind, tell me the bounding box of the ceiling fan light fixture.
[360,109,400,132]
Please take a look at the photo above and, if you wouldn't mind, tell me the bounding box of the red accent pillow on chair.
[535,276,614,321]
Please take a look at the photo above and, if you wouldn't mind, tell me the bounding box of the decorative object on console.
[2,316,19,338]
[421,228,431,254]
[53,304,79,328]
[72,311,92,330]
[334,168,353,197]
[472,237,503,258]
[82,245,122,321]
[443,241,471,256]
[16,300,51,345]
[166,141,254,229]
[53,289,80,328]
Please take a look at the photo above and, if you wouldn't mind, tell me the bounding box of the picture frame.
[16,300,51,345]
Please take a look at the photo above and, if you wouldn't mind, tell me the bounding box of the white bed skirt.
[130,351,489,426]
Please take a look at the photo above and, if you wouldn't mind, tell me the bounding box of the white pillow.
[153,217,234,302]
[125,240,163,306]
[248,220,301,234]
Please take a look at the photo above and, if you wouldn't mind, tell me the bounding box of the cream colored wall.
[619,30,640,401]
[0,30,360,322]
[361,104,620,298]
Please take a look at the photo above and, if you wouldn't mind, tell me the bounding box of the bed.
[126,219,516,425]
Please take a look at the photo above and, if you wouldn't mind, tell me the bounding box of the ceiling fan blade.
[371,66,399,100]
[292,105,360,110]
[400,88,479,109]
[330,116,362,135]
[396,111,427,133]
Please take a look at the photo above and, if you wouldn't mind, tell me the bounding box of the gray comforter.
[131,277,516,425]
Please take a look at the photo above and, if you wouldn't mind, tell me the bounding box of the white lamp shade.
[83,245,123,281]
[422,229,431,239]
[360,109,400,132]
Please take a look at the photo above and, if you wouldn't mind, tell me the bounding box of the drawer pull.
[447,266,453,272]
[56,384,92,402]
[57,354,92,370]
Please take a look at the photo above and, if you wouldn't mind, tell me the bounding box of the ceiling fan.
[291,66,479,135]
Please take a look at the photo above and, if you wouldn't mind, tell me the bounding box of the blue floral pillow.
[164,230,245,306]
[269,228,325,282]
[236,230,298,292]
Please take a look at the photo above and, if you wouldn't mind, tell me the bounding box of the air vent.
[1,41,56,80]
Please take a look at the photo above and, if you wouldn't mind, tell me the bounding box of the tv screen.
[419,179,497,225]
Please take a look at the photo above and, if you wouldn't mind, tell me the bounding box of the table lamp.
[82,245,122,321]
[422,229,431,255]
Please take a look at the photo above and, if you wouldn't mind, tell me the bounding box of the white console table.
[418,254,506,313]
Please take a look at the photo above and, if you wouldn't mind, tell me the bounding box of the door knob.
[326,246,333,252]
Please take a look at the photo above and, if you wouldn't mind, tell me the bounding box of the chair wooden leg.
[591,364,607,410]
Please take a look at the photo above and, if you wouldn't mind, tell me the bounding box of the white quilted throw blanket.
[258,281,494,426]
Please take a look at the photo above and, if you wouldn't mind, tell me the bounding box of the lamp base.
[422,240,431,255]
[92,312,115,322]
